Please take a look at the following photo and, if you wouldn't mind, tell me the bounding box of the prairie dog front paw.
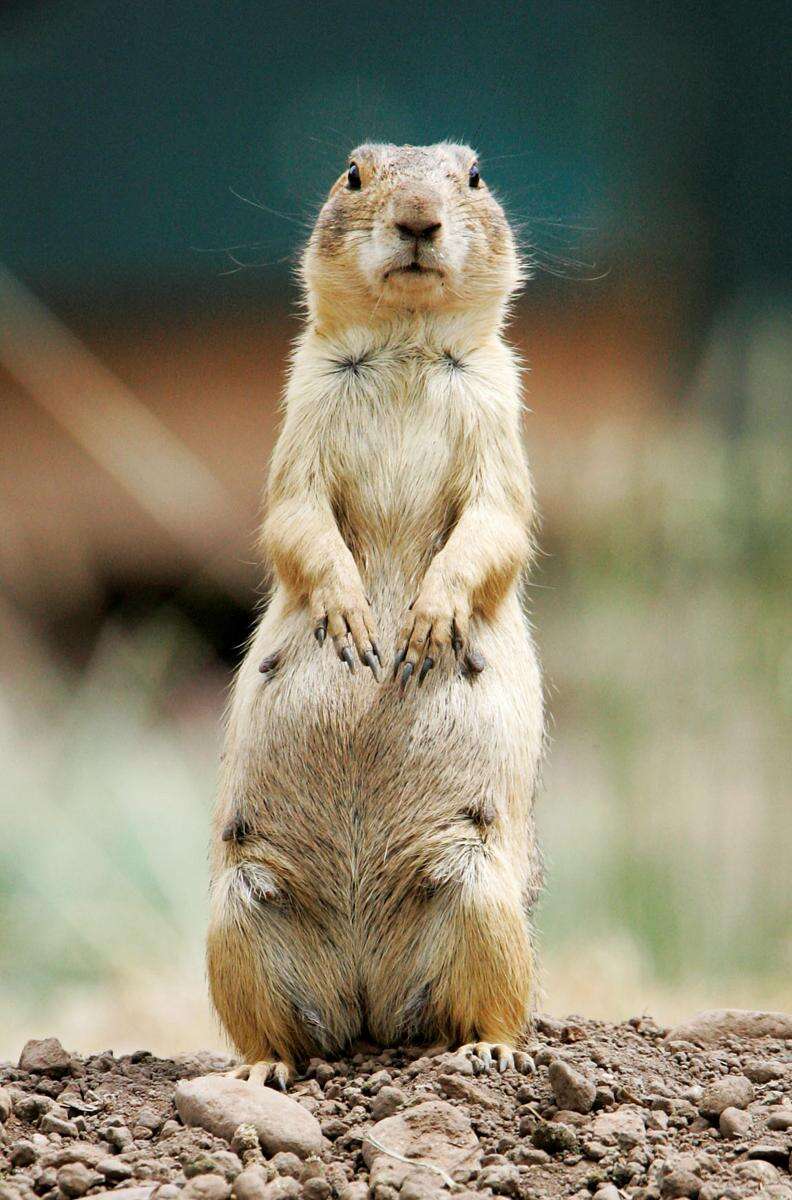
[393,576,472,690]
[310,581,382,678]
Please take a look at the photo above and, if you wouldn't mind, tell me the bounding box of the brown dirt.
[1,1015,790,1200]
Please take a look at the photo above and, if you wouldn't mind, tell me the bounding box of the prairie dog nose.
[392,190,443,242]
[395,217,442,242]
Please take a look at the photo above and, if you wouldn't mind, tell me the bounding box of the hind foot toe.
[229,1058,292,1091]
[456,1041,533,1074]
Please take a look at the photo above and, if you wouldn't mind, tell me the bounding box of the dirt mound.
[1,1014,790,1200]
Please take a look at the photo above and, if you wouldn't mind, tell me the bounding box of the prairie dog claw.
[455,1041,532,1074]
[229,1059,292,1091]
[339,644,356,672]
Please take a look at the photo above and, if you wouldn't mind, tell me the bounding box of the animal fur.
[207,142,545,1079]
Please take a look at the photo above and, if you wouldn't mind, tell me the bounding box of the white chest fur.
[286,327,520,548]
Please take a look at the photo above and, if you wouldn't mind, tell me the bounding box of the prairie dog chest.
[300,339,481,536]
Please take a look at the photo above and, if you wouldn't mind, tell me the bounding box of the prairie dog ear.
[443,142,478,170]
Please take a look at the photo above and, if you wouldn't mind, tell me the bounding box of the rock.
[664,1009,792,1046]
[270,1154,302,1179]
[743,1059,787,1083]
[718,1106,751,1138]
[337,1185,369,1200]
[547,1060,596,1114]
[40,1112,79,1137]
[89,1191,156,1200]
[133,1106,162,1134]
[581,1140,607,1160]
[370,1086,404,1121]
[56,1163,102,1197]
[699,1075,754,1115]
[232,1166,269,1200]
[13,1093,54,1122]
[362,1071,392,1095]
[0,1087,12,1122]
[477,1164,521,1196]
[96,1158,134,1182]
[108,1130,135,1154]
[437,1074,503,1111]
[302,1180,331,1200]
[553,1109,588,1127]
[0,1188,27,1200]
[43,1144,105,1169]
[18,1039,72,1078]
[592,1188,621,1200]
[530,1122,579,1155]
[766,1107,792,1131]
[734,1159,779,1183]
[182,1177,232,1200]
[11,1139,39,1167]
[214,1152,245,1181]
[433,1053,474,1076]
[535,1014,565,1037]
[659,1167,702,1198]
[321,1117,347,1140]
[398,1172,446,1200]
[362,1100,481,1190]
[259,1182,300,1200]
[511,1146,549,1165]
[185,1154,243,1182]
[591,1107,646,1148]
[300,1159,327,1183]
[173,1052,236,1075]
[175,1076,324,1158]
[56,1091,94,1116]
[747,1142,791,1167]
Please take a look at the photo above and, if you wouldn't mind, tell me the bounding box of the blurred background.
[1,0,790,1059]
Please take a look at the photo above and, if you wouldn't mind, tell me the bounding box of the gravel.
[0,1017,790,1200]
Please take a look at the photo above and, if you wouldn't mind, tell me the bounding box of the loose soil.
[1,1014,790,1200]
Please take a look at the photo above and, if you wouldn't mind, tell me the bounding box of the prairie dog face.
[303,142,521,326]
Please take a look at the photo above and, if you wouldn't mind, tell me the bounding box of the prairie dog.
[207,142,544,1087]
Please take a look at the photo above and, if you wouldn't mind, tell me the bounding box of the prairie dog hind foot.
[229,1058,292,1091]
[455,1041,534,1074]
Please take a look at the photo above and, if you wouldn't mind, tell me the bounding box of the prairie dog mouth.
[383,262,443,280]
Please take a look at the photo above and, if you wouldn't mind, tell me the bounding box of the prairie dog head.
[302,142,521,331]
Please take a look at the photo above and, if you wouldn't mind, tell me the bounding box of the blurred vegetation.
[533,416,791,992]
[2,413,789,1056]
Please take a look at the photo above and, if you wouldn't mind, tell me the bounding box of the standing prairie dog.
[207,142,544,1087]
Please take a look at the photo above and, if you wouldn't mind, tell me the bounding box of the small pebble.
[548,1059,597,1114]
[55,1163,102,1198]
[18,1039,73,1079]
[233,1165,270,1200]
[11,1140,39,1167]
[718,1106,751,1138]
[370,1087,404,1121]
[182,1175,232,1200]
[477,1163,521,1196]
[699,1075,754,1115]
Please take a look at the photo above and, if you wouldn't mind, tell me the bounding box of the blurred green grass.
[1,415,790,1056]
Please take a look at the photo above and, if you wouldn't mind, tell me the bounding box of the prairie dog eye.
[347,162,362,190]
[468,163,481,189]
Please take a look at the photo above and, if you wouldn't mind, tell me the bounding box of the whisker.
[228,187,312,229]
